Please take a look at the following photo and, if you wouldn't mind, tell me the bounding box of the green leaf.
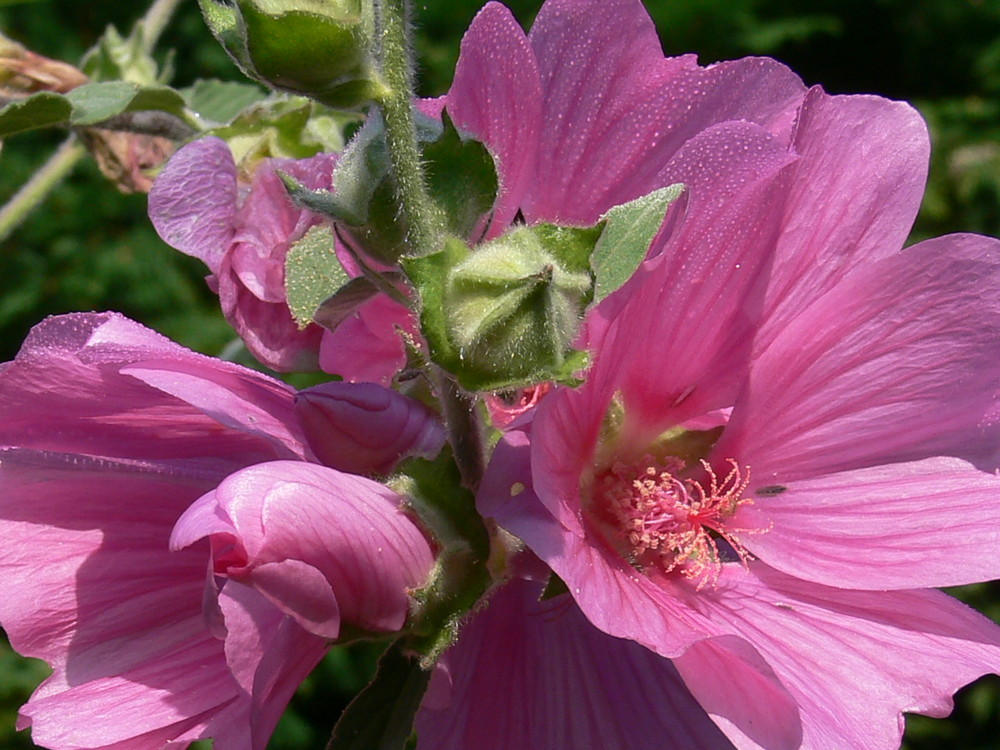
[0,82,191,137]
[65,82,188,125]
[327,645,430,750]
[182,79,267,124]
[591,183,685,302]
[285,224,351,328]
[80,22,160,85]
[0,92,71,137]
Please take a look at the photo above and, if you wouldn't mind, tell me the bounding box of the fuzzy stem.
[375,0,440,259]
[0,137,86,244]
[140,0,187,52]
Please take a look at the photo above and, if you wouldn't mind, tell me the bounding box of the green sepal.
[0,82,193,138]
[324,110,498,264]
[327,644,431,750]
[591,183,685,302]
[284,224,351,328]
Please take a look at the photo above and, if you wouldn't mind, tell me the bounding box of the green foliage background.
[1,0,999,748]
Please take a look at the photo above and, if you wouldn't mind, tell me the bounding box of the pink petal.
[523,0,804,224]
[720,233,1000,480]
[294,381,445,475]
[446,2,542,240]
[318,294,414,384]
[757,88,932,351]
[148,137,237,274]
[0,313,301,467]
[173,461,434,635]
[734,456,1000,589]
[217,582,329,750]
[673,635,801,750]
[415,579,735,749]
[699,565,1000,749]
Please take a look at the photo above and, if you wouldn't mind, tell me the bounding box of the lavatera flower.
[453,5,1000,750]
[0,312,434,750]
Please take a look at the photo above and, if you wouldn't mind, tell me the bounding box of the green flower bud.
[442,227,593,386]
[198,0,382,110]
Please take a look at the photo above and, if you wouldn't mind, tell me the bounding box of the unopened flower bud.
[295,381,445,475]
[199,0,382,109]
[443,228,592,386]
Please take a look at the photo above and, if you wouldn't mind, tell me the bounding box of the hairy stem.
[375,0,440,259]
[0,137,86,244]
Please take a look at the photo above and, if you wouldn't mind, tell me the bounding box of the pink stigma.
[593,456,758,588]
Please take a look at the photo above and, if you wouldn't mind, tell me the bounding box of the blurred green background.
[1,0,999,747]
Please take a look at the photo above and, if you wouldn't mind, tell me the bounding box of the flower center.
[590,455,757,588]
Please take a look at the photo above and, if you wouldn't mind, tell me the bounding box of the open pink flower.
[0,313,433,750]
[471,7,1000,744]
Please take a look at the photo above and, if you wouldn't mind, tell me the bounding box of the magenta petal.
[700,565,1000,749]
[415,579,734,750]
[295,381,445,475]
[523,0,803,224]
[721,233,1000,479]
[148,137,237,274]
[757,88,931,350]
[446,2,542,240]
[318,294,414,384]
[736,456,1000,589]
[174,461,434,635]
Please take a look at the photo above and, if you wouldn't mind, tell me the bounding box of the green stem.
[140,0,187,52]
[375,0,440,259]
[0,137,86,244]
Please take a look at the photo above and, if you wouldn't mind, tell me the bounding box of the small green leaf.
[592,183,685,302]
[327,645,430,750]
[285,224,351,328]
[80,22,160,85]
[182,79,267,124]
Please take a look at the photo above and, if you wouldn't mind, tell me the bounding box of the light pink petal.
[735,456,1000,590]
[720,233,1000,480]
[523,0,804,224]
[122,358,307,461]
[673,636,801,750]
[217,582,329,750]
[174,461,434,635]
[22,637,245,750]
[756,88,931,350]
[699,565,1000,750]
[318,294,414,384]
[148,136,237,274]
[0,313,303,466]
[446,2,542,240]
[294,381,445,475]
[415,579,735,749]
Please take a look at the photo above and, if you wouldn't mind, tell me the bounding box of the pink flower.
[0,312,433,750]
[474,80,1000,750]
[148,139,413,381]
